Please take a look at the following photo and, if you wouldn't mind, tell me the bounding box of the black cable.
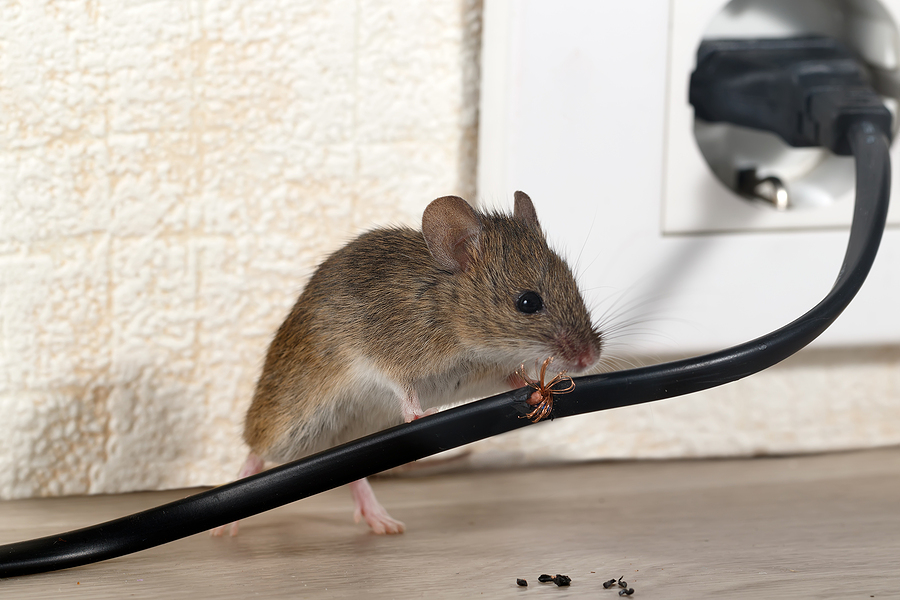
[0,39,892,578]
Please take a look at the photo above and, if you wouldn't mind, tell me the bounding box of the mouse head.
[422,192,601,374]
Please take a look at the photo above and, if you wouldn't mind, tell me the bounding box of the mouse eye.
[515,291,544,314]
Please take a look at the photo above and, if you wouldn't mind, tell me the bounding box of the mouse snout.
[574,347,597,370]
[554,333,600,373]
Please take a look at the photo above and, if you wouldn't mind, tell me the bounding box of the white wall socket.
[479,0,900,355]
[665,0,900,234]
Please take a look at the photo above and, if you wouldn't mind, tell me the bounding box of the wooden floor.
[1,447,899,599]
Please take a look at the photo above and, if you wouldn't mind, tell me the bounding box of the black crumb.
[619,588,635,596]
[618,576,628,588]
[603,578,618,589]
[516,578,527,587]
[537,573,571,586]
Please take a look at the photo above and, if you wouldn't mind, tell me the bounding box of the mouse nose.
[556,333,599,372]
[574,346,598,370]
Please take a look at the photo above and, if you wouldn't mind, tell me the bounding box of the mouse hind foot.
[349,477,405,534]
[210,452,266,537]
[210,457,404,536]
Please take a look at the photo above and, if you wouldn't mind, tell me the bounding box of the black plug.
[690,36,892,155]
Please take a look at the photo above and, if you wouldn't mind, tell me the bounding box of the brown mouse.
[210,191,602,536]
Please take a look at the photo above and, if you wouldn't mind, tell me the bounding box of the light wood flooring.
[1,447,899,598]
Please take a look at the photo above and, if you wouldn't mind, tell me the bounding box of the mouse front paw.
[410,407,437,421]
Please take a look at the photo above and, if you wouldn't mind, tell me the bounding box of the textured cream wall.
[0,0,481,498]
[1,1,899,501]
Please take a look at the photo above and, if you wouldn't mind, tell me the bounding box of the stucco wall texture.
[0,0,481,498]
[2,1,899,501]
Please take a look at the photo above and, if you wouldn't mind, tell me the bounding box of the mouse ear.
[422,196,483,273]
[513,191,540,227]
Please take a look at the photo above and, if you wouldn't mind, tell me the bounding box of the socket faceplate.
[479,0,900,353]
[664,0,900,234]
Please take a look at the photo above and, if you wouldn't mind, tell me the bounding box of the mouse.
[210,191,602,536]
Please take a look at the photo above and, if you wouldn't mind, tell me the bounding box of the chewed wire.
[516,357,576,422]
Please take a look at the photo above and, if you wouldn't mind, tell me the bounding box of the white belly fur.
[265,355,519,463]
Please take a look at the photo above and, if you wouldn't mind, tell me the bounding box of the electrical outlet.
[478,0,900,354]
[664,0,900,234]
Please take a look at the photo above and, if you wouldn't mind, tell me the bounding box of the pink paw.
[209,521,239,537]
[354,504,406,535]
[507,373,528,389]
[410,407,438,421]
[349,478,405,535]
[209,453,264,538]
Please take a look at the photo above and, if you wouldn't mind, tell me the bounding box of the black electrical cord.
[0,38,892,579]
